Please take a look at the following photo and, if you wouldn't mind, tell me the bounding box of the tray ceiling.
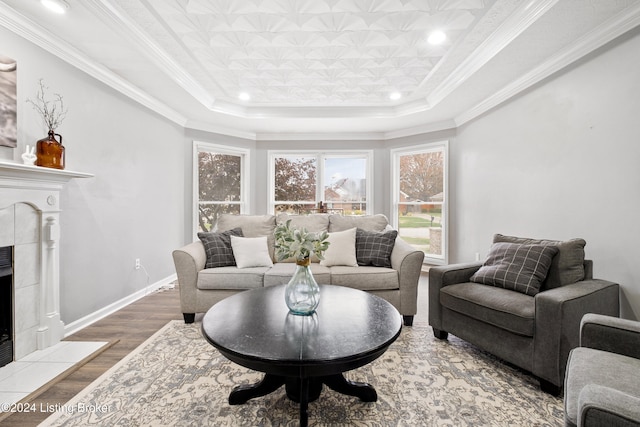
[1,0,640,138]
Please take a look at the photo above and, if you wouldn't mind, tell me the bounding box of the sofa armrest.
[578,384,640,427]
[390,237,425,317]
[427,262,483,331]
[533,279,620,386]
[580,313,640,359]
[172,241,207,314]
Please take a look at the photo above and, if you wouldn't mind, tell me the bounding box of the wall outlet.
[475,252,480,262]
[135,258,141,270]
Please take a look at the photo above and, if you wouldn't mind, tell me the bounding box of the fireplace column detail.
[38,211,63,349]
[0,161,92,359]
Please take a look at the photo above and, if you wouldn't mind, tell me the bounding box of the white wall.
[1,27,186,323]
[452,29,640,319]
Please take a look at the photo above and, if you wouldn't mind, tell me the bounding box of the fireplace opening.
[0,246,13,367]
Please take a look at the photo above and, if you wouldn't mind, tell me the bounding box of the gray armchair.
[429,234,620,394]
[564,314,640,427]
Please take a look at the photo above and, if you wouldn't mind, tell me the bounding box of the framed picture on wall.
[0,55,17,148]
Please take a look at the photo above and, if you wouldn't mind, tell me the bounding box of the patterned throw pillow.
[470,242,559,296]
[355,228,398,268]
[493,234,586,289]
[197,228,243,268]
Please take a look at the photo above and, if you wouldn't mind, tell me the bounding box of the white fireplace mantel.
[0,160,93,360]
[0,160,93,185]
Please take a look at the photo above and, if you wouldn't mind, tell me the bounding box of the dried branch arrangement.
[26,78,67,132]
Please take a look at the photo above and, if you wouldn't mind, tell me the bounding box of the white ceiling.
[2,0,640,139]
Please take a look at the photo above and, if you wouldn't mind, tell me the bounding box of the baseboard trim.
[63,273,177,337]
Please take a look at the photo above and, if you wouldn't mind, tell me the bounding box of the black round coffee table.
[201,284,402,426]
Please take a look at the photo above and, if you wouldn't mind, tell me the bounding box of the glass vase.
[36,130,65,170]
[285,258,320,315]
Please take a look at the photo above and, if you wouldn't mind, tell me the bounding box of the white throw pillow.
[230,235,273,269]
[320,227,358,267]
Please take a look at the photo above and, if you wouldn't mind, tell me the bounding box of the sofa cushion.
[263,263,331,287]
[216,214,277,260]
[328,214,388,232]
[470,242,559,296]
[230,236,273,269]
[494,234,586,289]
[330,266,398,290]
[197,266,269,290]
[440,282,535,336]
[320,228,358,267]
[276,213,329,232]
[356,228,397,268]
[276,213,329,262]
[197,228,243,268]
[565,347,640,426]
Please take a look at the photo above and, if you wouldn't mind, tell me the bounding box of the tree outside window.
[271,152,370,215]
[195,143,248,233]
[274,156,316,213]
[393,143,447,263]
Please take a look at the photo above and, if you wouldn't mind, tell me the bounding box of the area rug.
[39,321,563,426]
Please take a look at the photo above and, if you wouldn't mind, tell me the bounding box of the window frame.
[192,141,250,238]
[391,141,449,265]
[268,150,373,215]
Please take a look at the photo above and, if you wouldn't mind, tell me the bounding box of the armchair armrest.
[578,384,640,427]
[390,237,425,318]
[580,313,640,359]
[172,241,207,315]
[428,262,483,332]
[533,279,620,387]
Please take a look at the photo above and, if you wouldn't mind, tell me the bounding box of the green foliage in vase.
[274,219,329,262]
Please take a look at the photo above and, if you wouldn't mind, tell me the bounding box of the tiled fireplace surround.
[0,161,91,361]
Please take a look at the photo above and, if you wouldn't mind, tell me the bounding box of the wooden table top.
[202,284,402,377]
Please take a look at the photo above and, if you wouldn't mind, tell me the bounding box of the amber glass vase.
[36,130,65,169]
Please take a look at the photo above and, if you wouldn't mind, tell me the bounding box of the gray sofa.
[565,314,640,427]
[429,234,619,394]
[173,213,425,326]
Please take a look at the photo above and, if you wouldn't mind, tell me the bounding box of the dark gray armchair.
[429,234,620,394]
[564,314,640,426]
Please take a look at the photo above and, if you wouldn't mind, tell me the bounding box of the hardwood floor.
[2,286,183,427]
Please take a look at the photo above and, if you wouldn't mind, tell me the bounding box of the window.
[269,151,371,215]
[391,142,448,264]
[193,142,249,234]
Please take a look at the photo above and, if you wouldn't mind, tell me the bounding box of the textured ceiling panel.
[2,0,639,136]
[147,0,491,105]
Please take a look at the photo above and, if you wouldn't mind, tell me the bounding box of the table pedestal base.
[229,373,377,427]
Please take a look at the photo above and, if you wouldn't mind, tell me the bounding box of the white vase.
[285,258,320,315]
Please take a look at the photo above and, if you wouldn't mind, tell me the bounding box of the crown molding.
[384,120,457,141]
[0,2,187,126]
[255,132,386,142]
[455,2,640,127]
[185,120,257,141]
[427,0,559,109]
[84,0,216,110]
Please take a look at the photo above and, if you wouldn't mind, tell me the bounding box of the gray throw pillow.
[198,228,243,268]
[470,242,559,296]
[493,234,586,289]
[355,228,398,268]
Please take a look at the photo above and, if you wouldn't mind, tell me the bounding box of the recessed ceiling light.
[41,0,69,14]
[238,92,251,101]
[389,92,402,101]
[427,30,446,45]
